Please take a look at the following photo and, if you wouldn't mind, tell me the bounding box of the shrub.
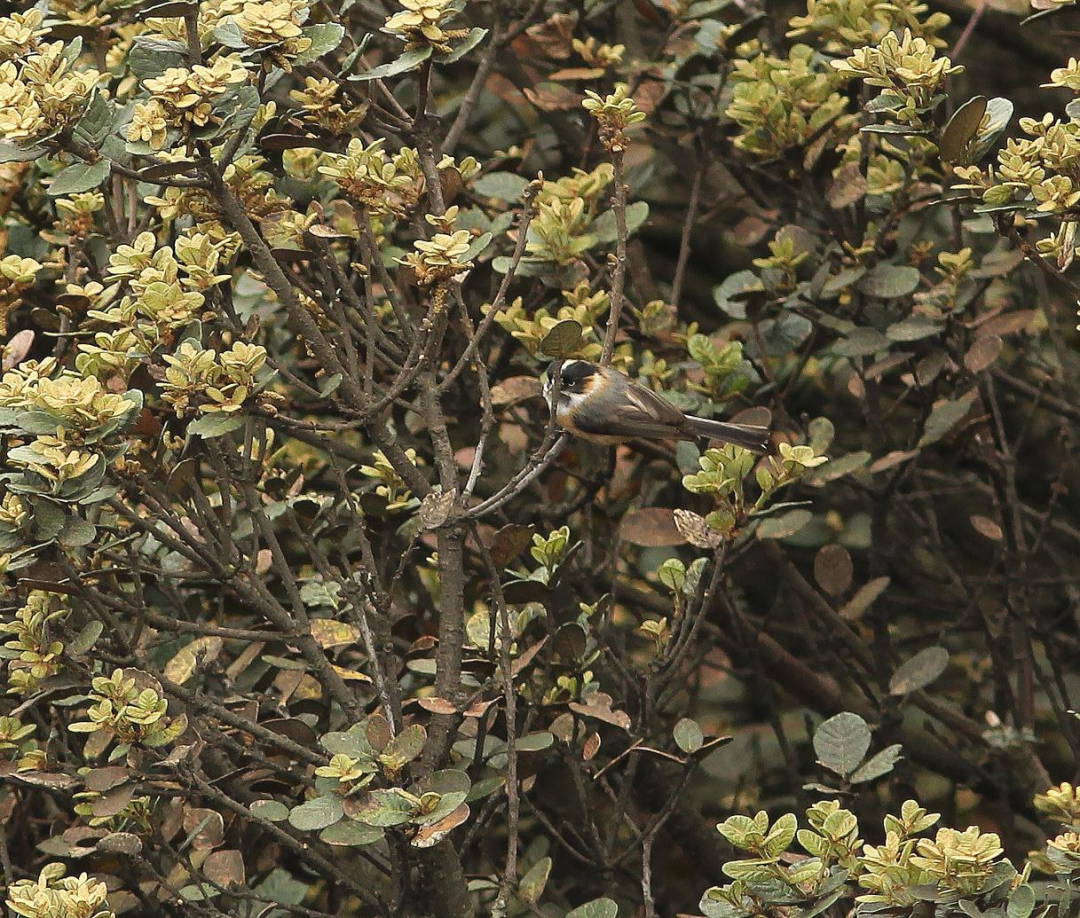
[0,0,1078,915]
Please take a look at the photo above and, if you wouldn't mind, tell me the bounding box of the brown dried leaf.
[673,509,722,549]
[548,66,605,80]
[163,636,223,686]
[964,335,1003,373]
[3,329,33,370]
[307,224,350,239]
[731,405,773,428]
[518,12,575,59]
[203,849,246,889]
[411,803,470,848]
[568,692,631,730]
[183,808,224,851]
[814,544,853,597]
[827,163,868,209]
[462,698,497,718]
[523,84,583,112]
[490,376,542,406]
[973,309,1036,338]
[620,508,683,546]
[226,642,265,683]
[839,577,890,621]
[97,832,142,855]
[8,769,79,791]
[331,664,372,683]
[510,637,548,677]
[486,524,536,567]
[259,133,323,150]
[263,717,318,748]
[582,732,601,761]
[868,450,918,473]
[971,515,1003,540]
[418,489,457,531]
[418,697,457,715]
[84,766,130,792]
[366,714,392,753]
[310,619,360,649]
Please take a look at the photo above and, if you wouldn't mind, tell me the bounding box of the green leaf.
[860,123,930,135]
[462,231,493,263]
[540,320,583,358]
[383,723,426,763]
[49,160,110,197]
[938,95,987,164]
[592,201,649,244]
[349,47,432,81]
[188,413,244,439]
[798,829,828,858]
[439,27,489,63]
[212,20,248,49]
[957,901,986,918]
[865,92,906,113]
[32,500,66,542]
[713,270,764,318]
[179,882,219,902]
[252,869,308,915]
[716,814,755,848]
[813,712,871,777]
[1007,884,1035,918]
[69,621,104,656]
[319,819,384,847]
[292,23,345,66]
[288,795,343,831]
[517,731,556,753]
[833,328,891,358]
[849,743,903,783]
[917,391,976,448]
[73,91,113,148]
[674,718,704,754]
[722,859,779,882]
[518,856,552,905]
[566,898,618,918]
[750,313,813,358]
[857,265,921,299]
[250,799,290,822]
[764,813,797,856]
[805,450,871,485]
[58,516,96,548]
[968,98,1013,164]
[756,509,812,540]
[128,37,187,78]
[473,172,529,202]
[889,646,949,695]
[820,266,867,299]
[796,888,846,918]
[0,142,48,163]
[886,315,943,342]
[321,724,376,760]
[355,789,415,827]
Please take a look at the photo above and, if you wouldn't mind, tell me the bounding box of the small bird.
[544,360,771,452]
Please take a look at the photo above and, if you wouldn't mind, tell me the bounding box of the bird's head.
[543,360,603,409]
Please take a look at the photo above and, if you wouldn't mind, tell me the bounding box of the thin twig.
[600,150,629,365]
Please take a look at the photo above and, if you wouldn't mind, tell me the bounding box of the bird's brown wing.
[572,376,686,440]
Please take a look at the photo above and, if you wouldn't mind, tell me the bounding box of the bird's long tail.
[682,415,771,453]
